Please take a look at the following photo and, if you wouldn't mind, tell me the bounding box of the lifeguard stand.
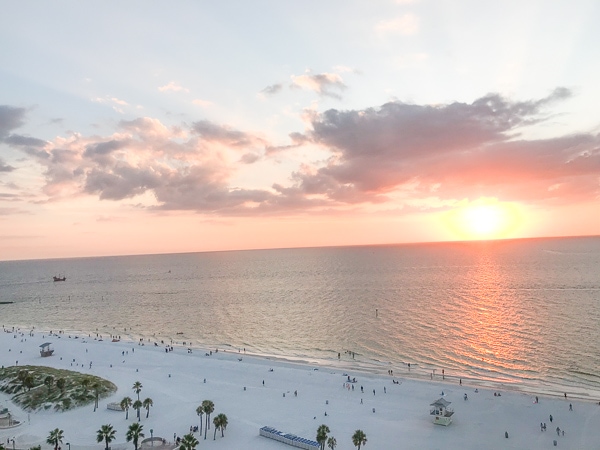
[40,342,54,357]
[430,398,454,426]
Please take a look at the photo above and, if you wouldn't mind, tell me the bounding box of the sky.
[1,0,599,261]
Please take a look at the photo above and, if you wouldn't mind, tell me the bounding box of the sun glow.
[443,199,523,240]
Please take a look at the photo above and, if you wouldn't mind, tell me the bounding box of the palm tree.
[132,381,143,401]
[351,430,367,450]
[178,433,198,450]
[316,424,330,450]
[132,399,143,421]
[93,382,101,411]
[44,375,54,390]
[202,400,215,440]
[120,397,133,420]
[195,405,204,435]
[17,370,29,391]
[46,428,64,450]
[56,378,66,392]
[23,375,35,391]
[81,377,91,394]
[126,422,145,450]
[327,437,337,449]
[142,398,153,418]
[212,413,228,439]
[96,424,116,450]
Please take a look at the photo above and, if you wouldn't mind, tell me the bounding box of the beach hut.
[39,342,54,357]
[430,398,454,426]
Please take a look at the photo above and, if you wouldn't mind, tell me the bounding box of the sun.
[442,199,523,240]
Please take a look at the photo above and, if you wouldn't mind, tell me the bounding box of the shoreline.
[4,323,600,405]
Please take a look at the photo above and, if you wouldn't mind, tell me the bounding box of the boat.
[53,276,66,282]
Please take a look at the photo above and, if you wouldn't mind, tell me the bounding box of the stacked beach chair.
[259,426,320,449]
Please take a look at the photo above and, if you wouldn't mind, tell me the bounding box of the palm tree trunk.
[213,427,217,440]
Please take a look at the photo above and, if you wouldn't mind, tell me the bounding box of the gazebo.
[430,398,454,426]
[39,342,54,357]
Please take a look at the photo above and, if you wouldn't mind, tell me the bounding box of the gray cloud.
[191,120,266,148]
[85,165,163,200]
[240,153,260,164]
[0,105,27,138]
[260,83,283,96]
[84,139,130,157]
[0,158,15,172]
[4,134,48,148]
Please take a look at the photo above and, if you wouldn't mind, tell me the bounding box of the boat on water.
[53,276,66,282]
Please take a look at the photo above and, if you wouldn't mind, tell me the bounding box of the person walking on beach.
[569,403,573,411]
[549,414,553,422]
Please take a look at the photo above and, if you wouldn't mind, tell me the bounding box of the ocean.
[1,236,599,400]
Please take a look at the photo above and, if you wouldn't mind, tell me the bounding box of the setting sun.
[442,199,523,240]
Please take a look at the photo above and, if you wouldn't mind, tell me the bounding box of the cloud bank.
[2,88,598,217]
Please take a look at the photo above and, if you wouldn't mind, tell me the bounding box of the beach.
[2,327,600,450]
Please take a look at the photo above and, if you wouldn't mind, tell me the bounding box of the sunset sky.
[1,0,599,261]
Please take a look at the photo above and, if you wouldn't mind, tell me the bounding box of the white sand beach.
[2,327,600,450]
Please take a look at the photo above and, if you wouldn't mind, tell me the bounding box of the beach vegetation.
[29,446,41,450]
[23,375,35,391]
[96,424,116,450]
[327,436,337,449]
[212,413,228,439]
[143,397,153,418]
[0,366,116,412]
[132,399,143,422]
[81,377,90,394]
[44,376,54,389]
[316,424,330,450]
[56,378,66,392]
[178,433,198,450]
[120,396,133,420]
[125,422,144,450]
[195,405,204,435]
[201,400,215,440]
[351,429,367,449]
[93,381,100,411]
[46,428,64,450]
[132,381,143,401]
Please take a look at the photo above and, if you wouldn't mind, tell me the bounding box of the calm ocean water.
[1,236,599,399]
